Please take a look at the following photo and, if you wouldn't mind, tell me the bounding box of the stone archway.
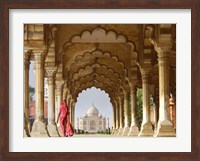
[24,24,176,137]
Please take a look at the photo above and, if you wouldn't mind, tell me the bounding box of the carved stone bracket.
[24,51,31,69]
[140,68,151,83]
[55,80,65,93]
[45,66,57,77]
[129,81,138,90]
[149,38,171,58]
[34,49,48,63]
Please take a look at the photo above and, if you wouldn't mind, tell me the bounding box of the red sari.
[59,101,68,137]
[59,100,74,137]
[65,114,74,137]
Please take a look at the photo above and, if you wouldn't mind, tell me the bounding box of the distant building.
[77,104,107,133]
[44,78,48,102]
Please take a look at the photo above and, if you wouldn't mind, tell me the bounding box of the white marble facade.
[77,105,106,133]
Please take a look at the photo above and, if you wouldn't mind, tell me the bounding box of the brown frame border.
[0,0,199,161]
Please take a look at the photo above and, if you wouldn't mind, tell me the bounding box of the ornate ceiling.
[24,24,176,104]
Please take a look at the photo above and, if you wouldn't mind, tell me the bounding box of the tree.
[29,85,35,101]
[136,88,143,130]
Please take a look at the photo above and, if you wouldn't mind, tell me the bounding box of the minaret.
[77,118,79,129]
[107,117,109,129]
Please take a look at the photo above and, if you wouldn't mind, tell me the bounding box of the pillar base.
[128,125,139,136]
[111,129,116,135]
[139,122,154,136]
[24,122,31,137]
[47,123,59,137]
[122,126,130,136]
[57,124,62,137]
[31,120,50,137]
[113,129,118,135]
[24,128,31,137]
[155,120,176,137]
[26,122,31,133]
[117,128,124,135]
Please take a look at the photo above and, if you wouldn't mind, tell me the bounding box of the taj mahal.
[77,104,107,133]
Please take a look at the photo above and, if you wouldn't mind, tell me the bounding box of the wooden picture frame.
[0,0,199,161]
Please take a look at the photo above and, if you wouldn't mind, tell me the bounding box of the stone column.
[111,103,116,134]
[46,67,58,136]
[156,48,175,136]
[55,81,64,136]
[154,86,159,131]
[62,87,67,100]
[149,39,175,136]
[115,101,119,129]
[114,100,119,135]
[55,81,63,121]
[24,52,30,136]
[129,83,139,136]
[122,90,130,136]
[139,68,153,136]
[73,102,76,128]
[71,100,75,127]
[117,96,124,135]
[55,96,58,121]
[31,52,49,136]
[68,97,72,123]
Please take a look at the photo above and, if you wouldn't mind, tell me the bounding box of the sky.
[29,62,113,128]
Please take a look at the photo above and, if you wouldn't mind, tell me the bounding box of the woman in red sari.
[57,100,68,136]
[57,100,74,137]
[65,111,74,137]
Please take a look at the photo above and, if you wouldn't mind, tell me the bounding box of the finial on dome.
[92,102,94,107]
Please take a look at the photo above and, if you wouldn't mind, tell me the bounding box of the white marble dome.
[86,105,99,116]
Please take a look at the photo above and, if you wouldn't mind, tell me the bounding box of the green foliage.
[136,88,143,130]
[29,85,35,101]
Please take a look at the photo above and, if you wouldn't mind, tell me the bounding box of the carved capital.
[34,50,48,63]
[24,51,30,61]
[45,66,57,78]
[56,80,64,90]
[24,61,30,70]
[129,81,137,90]
[149,38,171,59]
[114,99,118,106]
[24,51,31,68]
[47,77,54,85]
[123,90,129,99]
[140,68,151,76]
[140,68,151,83]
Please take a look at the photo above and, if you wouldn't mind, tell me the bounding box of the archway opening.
[75,86,112,134]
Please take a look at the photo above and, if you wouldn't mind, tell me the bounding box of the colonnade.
[23,52,75,137]
[111,45,176,137]
[24,43,176,137]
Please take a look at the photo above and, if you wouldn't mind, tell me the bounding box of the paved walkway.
[73,134,130,137]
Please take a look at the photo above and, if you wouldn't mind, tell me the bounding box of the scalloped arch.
[70,63,125,83]
[63,26,137,55]
[75,83,116,100]
[72,73,118,92]
[67,50,127,75]
[76,80,115,94]
[71,27,127,43]
[76,86,113,103]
